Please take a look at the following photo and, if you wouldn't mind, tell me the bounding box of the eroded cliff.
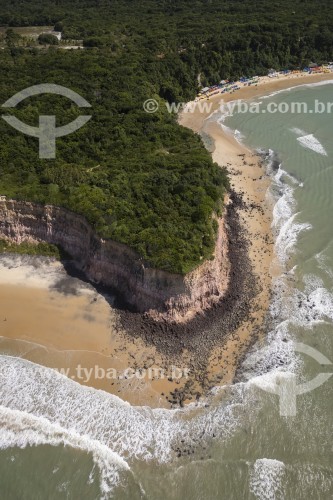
[0,199,230,322]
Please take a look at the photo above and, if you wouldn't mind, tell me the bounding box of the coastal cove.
[1,71,333,500]
[0,72,332,408]
[2,0,333,497]
[0,189,255,406]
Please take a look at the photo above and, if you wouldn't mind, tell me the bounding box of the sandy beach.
[0,259,183,408]
[1,72,333,407]
[179,71,333,387]
[180,72,333,133]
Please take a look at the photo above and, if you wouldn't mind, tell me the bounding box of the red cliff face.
[0,199,230,322]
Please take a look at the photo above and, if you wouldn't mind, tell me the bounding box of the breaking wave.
[250,458,285,500]
[0,355,258,495]
[297,134,327,156]
[270,159,312,265]
[0,405,130,499]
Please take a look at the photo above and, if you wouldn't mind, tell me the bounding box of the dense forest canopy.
[0,1,332,273]
[1,0,333,82]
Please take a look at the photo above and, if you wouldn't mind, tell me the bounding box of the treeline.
[0,1,332,273]
[0,48,228,273]
[0,239,65,259]
[1,1,333,86]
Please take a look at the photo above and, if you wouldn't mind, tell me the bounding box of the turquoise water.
[1,82,333,499]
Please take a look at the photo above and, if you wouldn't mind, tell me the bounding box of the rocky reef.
[0,199,230,322]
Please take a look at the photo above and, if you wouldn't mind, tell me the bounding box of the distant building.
[41,30,62,41]
[0,195,7,201]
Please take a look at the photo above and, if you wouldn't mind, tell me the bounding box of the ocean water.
[1,83,333,499]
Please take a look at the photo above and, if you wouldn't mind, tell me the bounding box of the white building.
[41,30,62,41]
[53,31,62,41]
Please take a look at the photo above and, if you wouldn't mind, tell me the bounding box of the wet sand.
[0,261,183,408]
[180,72,333,134]
[1,72,332,408]
[179,72,333,388]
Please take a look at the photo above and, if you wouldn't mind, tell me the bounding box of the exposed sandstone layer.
[0,199,230,322]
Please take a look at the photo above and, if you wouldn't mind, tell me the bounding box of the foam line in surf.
[269,157,313,266]
[0,405,130,498]
[258,78,333,101]
[274,212,312,265]
[290,127,307,136]
[297,134,327,156]
[0,355,257,466]
[249,458,285,500]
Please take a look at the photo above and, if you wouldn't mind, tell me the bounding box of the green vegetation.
[38,33,59,45]
[0,239,66,259]
[1,1,333,81]
[0,47,228,273]
[0,1,332,272]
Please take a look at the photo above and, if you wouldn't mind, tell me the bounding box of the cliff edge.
[0,199,230,322]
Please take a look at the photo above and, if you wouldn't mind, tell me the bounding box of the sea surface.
[1,82,333,499]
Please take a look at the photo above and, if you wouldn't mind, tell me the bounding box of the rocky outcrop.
[0,199,230,322]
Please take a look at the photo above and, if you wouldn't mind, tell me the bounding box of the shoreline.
[177,71,333,389]
[0,193,256,407]
[180,72,333,134]
[0,72,332,407]
[0,199,231,323]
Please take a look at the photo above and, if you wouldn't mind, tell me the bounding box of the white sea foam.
[0,405,129,498]
[272,183,294,225]
[241,322,298,382]
[229,146,309,381]
[260,78,333,101]
[0,355,257,493]
[297,134,328,156]
[256,147,267,156]
[250,459,333,500]
[250,458,285,500]
[290,124,328,156]
[219,122,234,136]
[239,152,316,384]
[291,274,333,326]
[261,87,293,99]
[218,90,332,433]
[270,160,312,280]
[291,463,333,497]
[248,371,298,407]
[268,274,333,343]
[271,172,312,265]
[261,149,284,178]
[315,248,333,281]
[234,128,245,144]
[275,167,301,187]
[290,127,307,136]
[275,212,312,265]
[302,79,333,89]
